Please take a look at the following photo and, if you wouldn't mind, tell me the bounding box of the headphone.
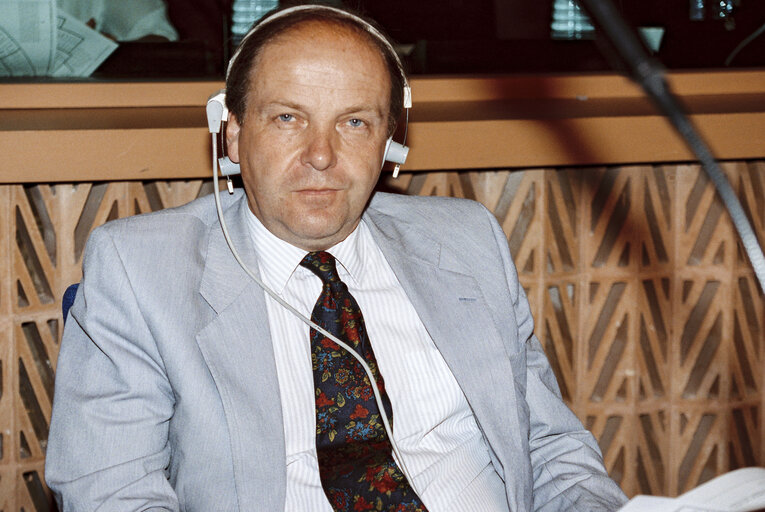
[205,3,412,192]
[203,5,420,493]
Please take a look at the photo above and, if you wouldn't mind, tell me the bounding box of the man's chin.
[279,220,353,251]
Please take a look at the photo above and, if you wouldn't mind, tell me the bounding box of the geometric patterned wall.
[1,161,763,509]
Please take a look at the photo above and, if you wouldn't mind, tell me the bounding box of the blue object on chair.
[62,283,79,324]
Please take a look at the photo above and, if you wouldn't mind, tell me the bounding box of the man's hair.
[225,4,406,136]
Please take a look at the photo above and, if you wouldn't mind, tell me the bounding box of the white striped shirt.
[247,211,509,511]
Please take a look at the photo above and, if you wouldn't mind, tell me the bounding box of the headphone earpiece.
[218,156,241,177]
[384,138,409,178]
[206,90,227,134]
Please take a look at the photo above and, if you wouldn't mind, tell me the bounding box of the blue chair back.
[62,283,79,324]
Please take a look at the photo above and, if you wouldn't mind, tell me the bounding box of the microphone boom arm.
[577,0,765,293]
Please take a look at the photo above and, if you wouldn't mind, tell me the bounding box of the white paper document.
[620,468,765,512]
[0,0,117,77]
[52,10,117,77]
[0,0,56,76]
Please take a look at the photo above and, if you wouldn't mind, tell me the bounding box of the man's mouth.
[295,187,341,195]
[294,188,342,201]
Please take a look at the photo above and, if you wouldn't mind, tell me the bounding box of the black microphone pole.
[576,0,765,293]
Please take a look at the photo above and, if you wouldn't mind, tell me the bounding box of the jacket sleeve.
[485,206,628,512]
[45,227,179,511]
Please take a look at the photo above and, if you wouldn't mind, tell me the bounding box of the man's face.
[226,21,391,251]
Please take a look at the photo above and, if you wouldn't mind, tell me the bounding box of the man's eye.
[348,118,364,127]
[278,113,294,122]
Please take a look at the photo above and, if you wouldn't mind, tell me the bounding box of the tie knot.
[300,251,340,284]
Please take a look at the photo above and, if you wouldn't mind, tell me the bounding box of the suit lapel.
[364,205,529,506]
[196,195,286,510]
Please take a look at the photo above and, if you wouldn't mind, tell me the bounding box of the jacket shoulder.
[370,191,490,221]
[96,192,222,235]
[83,191,240,275]
[368,192,497,241]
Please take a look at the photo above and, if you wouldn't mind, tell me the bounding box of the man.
[46,5,627,511]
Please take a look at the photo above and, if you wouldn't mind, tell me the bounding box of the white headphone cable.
[210,135,420,495]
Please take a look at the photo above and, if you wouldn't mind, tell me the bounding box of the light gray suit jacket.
[46,190,627,511]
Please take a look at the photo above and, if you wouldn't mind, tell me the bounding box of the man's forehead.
[246,20,390,104]
[252,19,384,75]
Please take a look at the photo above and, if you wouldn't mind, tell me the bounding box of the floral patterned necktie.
[300,251,428,512]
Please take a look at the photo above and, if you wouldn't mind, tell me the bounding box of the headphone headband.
[227,4,411,108]
[209,3,411,180]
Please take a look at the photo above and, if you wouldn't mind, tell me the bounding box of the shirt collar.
[246,209,370,292]
[329,221,368,287]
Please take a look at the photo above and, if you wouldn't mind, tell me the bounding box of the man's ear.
[226,113,242,164]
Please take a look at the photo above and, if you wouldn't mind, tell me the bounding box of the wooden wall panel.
[635,409,669,495]
[673,408,726,494]
[636,276,671,402]
[541,280,577,403]
[587,411,633,490]
[0,185,12,510]
[0,162,763,509]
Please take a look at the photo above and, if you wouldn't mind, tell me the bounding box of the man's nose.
[300,125,337,171]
